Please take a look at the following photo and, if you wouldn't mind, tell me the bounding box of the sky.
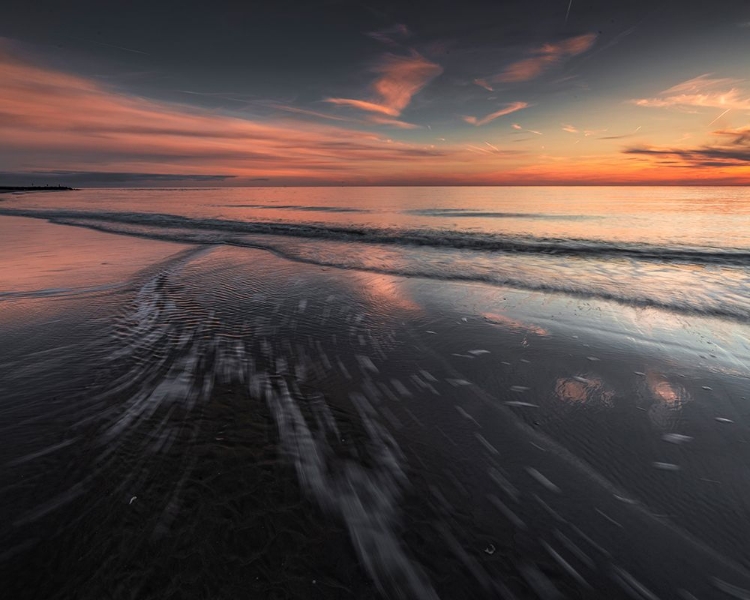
[1,0,750,186]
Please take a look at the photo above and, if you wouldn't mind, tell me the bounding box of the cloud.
[711,126,750,144]
[324,98,399,116]
[473,78,494,92]
[367,24,411,46]
[625,145,750,166]
[324,51,442,119]
[463,102,528,126]
[0,43,468,183]
[562,124,578,133]
[475,33,597,89]
[366,115,421,129]
[624,128,750,167]
[268,104,359,122]
[511,123,542,135]
[632,75,750,111]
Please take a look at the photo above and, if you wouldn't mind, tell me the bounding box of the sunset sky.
[1,0,750,185]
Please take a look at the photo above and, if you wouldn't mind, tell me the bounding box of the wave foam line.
[2,207,750,265]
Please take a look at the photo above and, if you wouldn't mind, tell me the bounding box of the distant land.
[0,186,75,194]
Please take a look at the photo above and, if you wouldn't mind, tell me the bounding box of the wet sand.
[2,218,750,599]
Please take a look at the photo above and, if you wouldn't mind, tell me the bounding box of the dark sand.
[2,223,750,599]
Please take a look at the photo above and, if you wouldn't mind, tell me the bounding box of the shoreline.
[2,225,750,597]
[0,186,75,194]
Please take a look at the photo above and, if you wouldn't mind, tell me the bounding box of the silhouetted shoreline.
[0,186,75,194]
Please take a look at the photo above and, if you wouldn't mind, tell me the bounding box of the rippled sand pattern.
[2,242,750,599]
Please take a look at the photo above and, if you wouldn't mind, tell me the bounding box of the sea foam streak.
[2,207,750,321]
[2,207,749,264]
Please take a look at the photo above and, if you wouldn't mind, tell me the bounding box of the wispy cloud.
[512,123,541,135]
[711,126,750,144]
[624,127,750,168]
[562,124,578,133]
[65,34,150,55]
[474,33,597,90]
[367,115,421,129]
[473,78,494,92]
[367,24,411,46]
[324,51,442,121]
[632,75,750,111]
[463,102,528,126]
[269,104,359,122]
[0,44,462,183]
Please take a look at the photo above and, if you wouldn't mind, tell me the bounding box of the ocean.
[4,186,750,319]
[1,187,750,599]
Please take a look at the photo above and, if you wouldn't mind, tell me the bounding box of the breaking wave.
[2,207,750,322]
[1,207,748,265]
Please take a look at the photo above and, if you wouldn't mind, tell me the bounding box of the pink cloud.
[463,102,529,126]
[512,123,542,135]
[474,78,494,92]
[324,98,399,116]
[325,52,442,118]
[0,45,453,180]
[366,115,421,129]
[0,43,511,184]
[632,75,750,111]
[475,33,597,88]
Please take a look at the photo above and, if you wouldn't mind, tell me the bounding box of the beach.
[2,188,750,599]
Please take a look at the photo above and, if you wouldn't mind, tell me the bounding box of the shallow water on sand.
[3,186,750,322]
[2,210,750,599]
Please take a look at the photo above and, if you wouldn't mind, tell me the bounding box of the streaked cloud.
[632,75,750,111]
[474,33,597,90]
[562,124,578,133]
[624,127,750,167]
[712,126,750,144]
[269,104,359,122]
[463,102,528,126]
[473,78,494,92]
[0,45,463,183]
[324,52,442,119]
[367,115,421,129]
[512,123,542,135]
[367,24,411,46]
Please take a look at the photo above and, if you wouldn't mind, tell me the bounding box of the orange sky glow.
[1,32,750,185]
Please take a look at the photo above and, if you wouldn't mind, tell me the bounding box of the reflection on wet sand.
[555,375,614,406]
[349,271,423,315]
[4,221,750,599]
[647,371,688,406]
[645,371,691,431]
[481,311,548,336]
